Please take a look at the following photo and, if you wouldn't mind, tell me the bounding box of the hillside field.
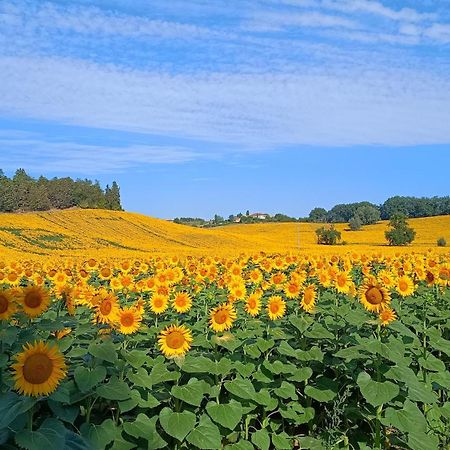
[0,209,449,259]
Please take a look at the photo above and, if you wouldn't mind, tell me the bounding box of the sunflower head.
[245,293,261,317]
[379,308,397,326]
[150,294,169,315]
[359,279,391,313]
[0,289,17,321]
[209,303,237,333]
[158,324,192,358]
[117,307,142,334]
[172,292,192,313]
[300,285,317,313]
[20,286,50,318]
[267,295,286,320]
[11,341,67,397]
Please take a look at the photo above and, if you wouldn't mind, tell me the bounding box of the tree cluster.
[309,195,450,224]
[0,169,122,213]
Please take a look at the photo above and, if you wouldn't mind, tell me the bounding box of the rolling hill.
[0,209,449,260]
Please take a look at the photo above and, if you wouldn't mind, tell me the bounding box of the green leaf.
[81,419,118,449]
[127,367,152,388]
[383,400,426,434]
[357,372,399,407]
[408,431,440,450]
[172,378,209,407]
[224,378,256,400]
[74,366,107,392]
[296,347,323,362]
[96,377,131,401]
[206,401,243,430]
[288,367,313,383]
[256,338,275,353]
[290,316,312,334]
[124,414,167,450]
[123,413,156,438]
[159,407,196,442]
[181,355,215,373]
[274,381,298,400]
[253,389,278,410]
[0,392,36,429]
[15,418,66,450]
[149,362,180,386]
[225,440,254,450]
[305,377,338,402]
[123,350,148,368]
[272,432,291,449]
[251,429,270,450]
[47,400,79,424]
[110,435,136,450]
[88,340,118,363]
[304,323,334,340]
[186,414,221,449]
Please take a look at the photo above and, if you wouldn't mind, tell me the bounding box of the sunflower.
[209,303,237,332]
[379,308,397,326]
[95,294,119,324]
[300,284,317,313]
[335,271,352,294]
[267,295,286,320]
[245,293,261,316]
[396,275,415,297]
[150,294,169,315]
[284,280,301,299]
[11,341,67,397]
[158,324,192,358]
[117,307,142,334]
[0,289,17,320]
[20,286,50,318]
[359,278,391,313]
[172,292,192,314]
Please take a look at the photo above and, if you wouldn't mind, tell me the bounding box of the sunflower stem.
[28,405,34,431]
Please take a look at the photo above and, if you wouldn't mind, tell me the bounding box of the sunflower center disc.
[270,303,280,314]
[0,295,9,313]
[214,311,228,324]
[366,287,383,305]
[121,314,134,327]
[100,301,112,315]
[23,353,53,384]
[166,331,185,349]
[24,292,42,308]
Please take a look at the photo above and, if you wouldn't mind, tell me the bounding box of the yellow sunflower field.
[1,251,450,449]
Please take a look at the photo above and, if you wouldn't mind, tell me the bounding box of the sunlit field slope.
[0,209,449,259]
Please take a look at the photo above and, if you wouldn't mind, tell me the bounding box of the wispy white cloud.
[322,0,436,23]
[1,56,450,148]
[0,137,202,173]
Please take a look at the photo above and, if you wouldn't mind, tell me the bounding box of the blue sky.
[0,0,449,218]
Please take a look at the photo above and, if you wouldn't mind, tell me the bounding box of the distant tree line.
[309,196,450,223]
[0,169,122,212]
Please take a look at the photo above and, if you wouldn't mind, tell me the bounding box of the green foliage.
[354,204,381,225]
[2,265,450,449]
[348,215,362,231]
[315,225,342,245]
[437,237,447,247]
[385,213,416,246]
[0,168,122,213]
[381,195,450,219]
[309,207,328,222]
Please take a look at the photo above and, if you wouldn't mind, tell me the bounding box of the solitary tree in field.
[385,213,416,246]
[316,225,342,245]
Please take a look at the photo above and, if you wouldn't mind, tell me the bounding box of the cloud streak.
[0,137,202,174]
[1,55,450,148]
